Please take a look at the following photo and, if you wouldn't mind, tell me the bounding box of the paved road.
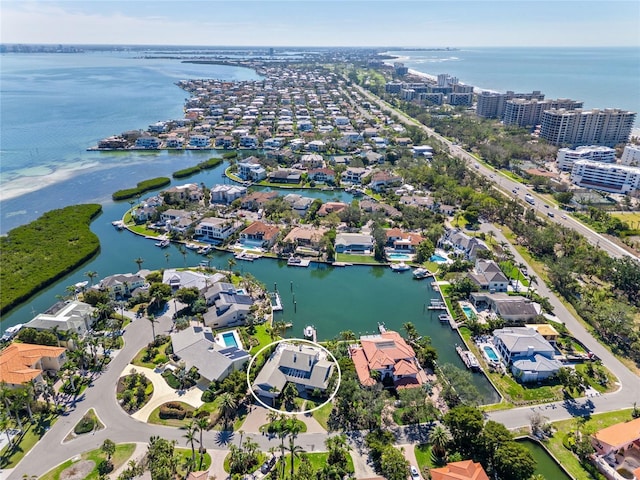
[477,224,640,429]
[352,82,638,261]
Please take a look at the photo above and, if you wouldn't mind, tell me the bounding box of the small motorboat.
[390,262,410,272]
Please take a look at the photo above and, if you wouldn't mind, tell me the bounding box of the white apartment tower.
[621,144,640,166]
[503,98,583,128]
[540,108,636,147]
[556,145,616,172]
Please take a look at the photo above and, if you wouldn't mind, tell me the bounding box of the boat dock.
[287,257,311,267]
[235,251,260,261]
[438,313,460,330]
[456,345,480,371]
[332,262,353,267]
[427,299,447,310]
[270,292,283,312]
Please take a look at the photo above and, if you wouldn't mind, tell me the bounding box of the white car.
[410,465,421,480]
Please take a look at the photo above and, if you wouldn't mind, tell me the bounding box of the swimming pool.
[387,253,412,261]
[222,332,239,348]
[483,345,500,363]
[429,254,448,263]
[462,306,475,319]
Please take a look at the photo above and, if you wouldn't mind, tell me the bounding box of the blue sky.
[1,1,639,47]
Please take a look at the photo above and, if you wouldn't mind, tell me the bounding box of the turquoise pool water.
[388,253,412,261]
[483,345,499,362]
[462,306,475,318]
[429,254,448,263]
[222,332,239,348]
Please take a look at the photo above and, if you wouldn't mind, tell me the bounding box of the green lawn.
[39,443,136,480]
[148,402,196,428]
[414,444,436,471]
[259,418,307,434]
[0,414,58,468]
[248,323,276,355]
[175,447,212,475]
[278,451,354,476]
[131,339,171,369]
[127,224,162,237]
[499,260,529,287]
[575,363,618,394]
[311,400,333,430]
[545,409,634,480]
[335,253,385,265]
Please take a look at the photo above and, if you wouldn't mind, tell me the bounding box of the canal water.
[1,161,499,404]
[516,438,572,480]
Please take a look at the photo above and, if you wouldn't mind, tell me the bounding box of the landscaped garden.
[132,335,172,369]
[117,370,154,413]
[39,442,135,480]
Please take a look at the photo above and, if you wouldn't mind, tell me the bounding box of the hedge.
[112,177,171,200]
[0,204,102,314]
[74,415,96,434]
[159,402,187,420]
[172,157,223,179]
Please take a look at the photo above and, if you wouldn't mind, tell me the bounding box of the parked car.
[410,465,421,479]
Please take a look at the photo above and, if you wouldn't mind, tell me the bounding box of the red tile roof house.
[385,228,424,253]
[0,343,67,388]
[240,221,280,250]
[369,171,403,192]
[430,460,489,480]
[349,330,428,389]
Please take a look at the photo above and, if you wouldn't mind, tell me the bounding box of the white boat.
[413,267,430,279]
[185,242,199,250]
[155,239,170,248]
[390,262,410,272]
[74,280,89,292]
[1,324,23,342]
[287,256,310,267]
[111,220,125,230]
[235,251,260,261]
[303,325,317,342]
[197,245,212,255]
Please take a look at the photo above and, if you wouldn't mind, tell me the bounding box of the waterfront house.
[470,292,540,322]
[96,273,146,299]
[238,135,258,148]
[134,135,162,149]
[165,136,185,148]
[493,327,562,382]
[360,200,402,219]
[237,157,267,182]
[0,343,67,388]
[194,217,242,243]
[240,221,280,249]
[300,154,324,169]
[170,325,249,385]
[370,171,403,192]
[283,226,327,253]
[263,137,286,149]
[163,269,224,292]
[240,191,279,211]
[160,209,196,233]
[210,184,247,204]
[162,184,203,203]
[253,342,334,405]
[149,121,168,133]
[283,193,315,213]
[385,228,423,253]
[25,300,96,339]
[349,330,427,389]
[98,135,128,149]
[467,260,509,293]
[430,460,489,480]
[214,136,234,149]
[341,167,367,184]
[268,169,302,184]
[335,233,374,254]
[188,134,210,148]
[308,167,336,184]
[202,282,254,329]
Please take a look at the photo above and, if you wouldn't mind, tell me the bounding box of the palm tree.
[429,425,451,459]
[178,246,188,266]
[183,421,198,466]
[20,380,36,423]
[0,382,22,431]
[339,330,356,341]
[85,270,98,286]
[147,314,158,342]
[164,252,170,264]
[286,435,305,479]
[65,285,78,301]
[196,417,209,467]
[403,322,419,342]
[219,393,237,428]
[227,257,237,274]
[527,274,538,298]
[513,261,527,293]
[486,230,495,247]
[0,412,14,449]
[134,257,144,271]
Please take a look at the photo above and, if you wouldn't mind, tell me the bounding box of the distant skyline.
[1,1,639,48]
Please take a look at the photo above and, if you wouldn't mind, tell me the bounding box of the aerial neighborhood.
[2,46,640,480]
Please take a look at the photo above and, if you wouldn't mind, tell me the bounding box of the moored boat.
[155,239,170,248]
[390,262,410,272]
[2,324,24,342]
[412,267,430,279]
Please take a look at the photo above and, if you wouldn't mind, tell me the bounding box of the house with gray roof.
[438,229,488,261]
[202,282,254,329]
[170,325,249,384]
[163,269,224,292]
[252,342,334,405]
[467,260,509,293]
[25,300,96,339]
[493,327,561,382]
[335,233,374,254]
[96,273,146,298]
[470,292,540,322]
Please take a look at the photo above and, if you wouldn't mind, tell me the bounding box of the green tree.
[429,425,451,459]
[134,257,144,271]
[183,421,198,468]
[443,405,484,457]
[379,446,410,480]
[101,439,116,462]
[415,239,435,263]
[219,392,237,428]
[84,270,98,286]
[174,287,200,306]
[493,442,536,480]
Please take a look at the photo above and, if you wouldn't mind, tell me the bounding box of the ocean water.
[387,47,640,120]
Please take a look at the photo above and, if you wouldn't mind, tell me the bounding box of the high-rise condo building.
[476,90,545,119]
[556,145,616,172]
[540,108,636,147]
[503,98,583,128]
[621,144,640,166]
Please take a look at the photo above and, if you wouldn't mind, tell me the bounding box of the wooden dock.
[427,299,447,310]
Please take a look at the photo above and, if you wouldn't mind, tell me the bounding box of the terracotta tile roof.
[351,348,376,387]
[593,417,640,450]
[394,358,419,376]
[361,331,416,362]
[241,221,280,240]
[0,343,66,386]
[430,460,490,480]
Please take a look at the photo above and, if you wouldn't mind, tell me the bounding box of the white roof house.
[26,301,96,337]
